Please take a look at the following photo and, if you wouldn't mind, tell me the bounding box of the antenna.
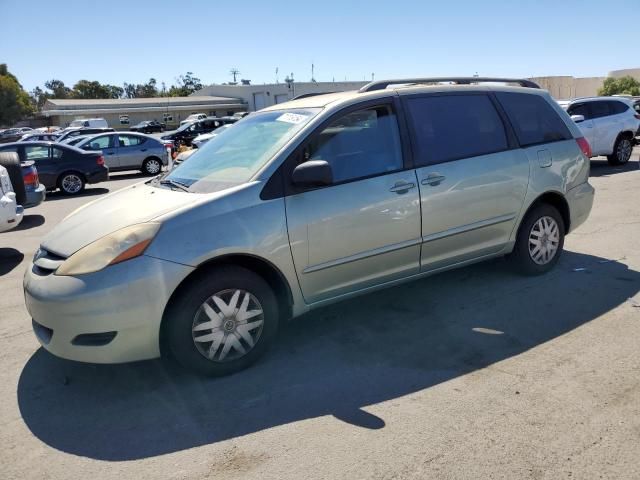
[229,68,240,83]
[275,67,279,84]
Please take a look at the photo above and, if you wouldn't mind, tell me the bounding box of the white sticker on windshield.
[276,112,308,124]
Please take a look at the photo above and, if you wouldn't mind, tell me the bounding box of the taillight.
[96,155,105,166]
[23,170,38,186]
[576,137,592,158]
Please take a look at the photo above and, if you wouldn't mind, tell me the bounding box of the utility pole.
[311,63,316,82]
[275,67,279,84]
[229,68,240,84]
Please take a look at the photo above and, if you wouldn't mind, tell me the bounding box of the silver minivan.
[24,78,595,376]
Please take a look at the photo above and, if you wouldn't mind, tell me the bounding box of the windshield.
[163,108,319,192]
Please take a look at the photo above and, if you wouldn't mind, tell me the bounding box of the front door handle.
[421,174,446,186]
[389,181,416,194]
[140,148,147,152]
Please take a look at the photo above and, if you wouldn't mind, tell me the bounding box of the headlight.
[56,223,161,276]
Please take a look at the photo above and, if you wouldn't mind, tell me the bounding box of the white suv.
[0,164,23,233]
[558,97,639,165]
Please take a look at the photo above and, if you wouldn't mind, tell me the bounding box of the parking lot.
[1,155,639,479]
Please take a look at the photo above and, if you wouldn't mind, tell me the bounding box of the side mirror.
[571,114,585,123]
[292,160,333,187]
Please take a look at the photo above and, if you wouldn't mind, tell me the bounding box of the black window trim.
[262,95,413,199]
[400,91,517,168]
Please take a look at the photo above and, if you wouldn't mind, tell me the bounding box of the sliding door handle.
[422,174,446,186]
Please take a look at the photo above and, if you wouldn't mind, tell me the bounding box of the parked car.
[0,128,25,144]
[19,132,60,142]
[0,142,108,194]
[0,163,23,232]
[171,148,197,168]
[161,117,225,147]
[192,124,233,148]
[233,112,249,118]
[68,118,108,129]
[129,120,165,133]
[0,149,48,208]
[558,97,640,165]
[179,113,207,126]
[60,134,92,146]
[56,127,115,143]
[23,77,594,376]
[75,132,168,175]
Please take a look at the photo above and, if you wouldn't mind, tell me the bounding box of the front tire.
[509,204,565,276]
[607,136,633,165]
[58,172,85,195]
[166,266,279,376]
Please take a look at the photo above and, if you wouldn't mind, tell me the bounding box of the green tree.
[44,79,71,98]
[123,78,158,98]
[598,76,640,96]
[0,64,33,126]
[168,72,203,96]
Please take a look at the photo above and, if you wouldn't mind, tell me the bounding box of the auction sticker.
[276,112,308,124]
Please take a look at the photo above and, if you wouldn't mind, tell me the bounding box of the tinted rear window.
[406,94,508,166]
[496,92,572,147]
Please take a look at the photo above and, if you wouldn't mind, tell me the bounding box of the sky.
[0,0,637,93]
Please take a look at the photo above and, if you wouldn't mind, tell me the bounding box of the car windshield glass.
[164,108,320,192]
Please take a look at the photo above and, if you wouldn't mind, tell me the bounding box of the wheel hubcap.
[528,216,560,265]
[146,160,161,174]
[62,174,82,193]
[191,289,264,362]
[617,139,632,163]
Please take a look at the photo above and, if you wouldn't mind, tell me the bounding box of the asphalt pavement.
[1,157,639,480]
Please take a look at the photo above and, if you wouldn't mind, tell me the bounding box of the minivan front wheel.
[607,136,633,165]
[510,204,565,275]
[166,266,279,376]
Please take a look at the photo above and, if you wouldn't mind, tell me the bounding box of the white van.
[69,118,109,128]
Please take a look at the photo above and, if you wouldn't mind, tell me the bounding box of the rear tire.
[607,136,633,165]
[166,266,279,376]
[0,152,26,205]
[142,157,162,175]
[58,172,85,195]
[509,204,565,276]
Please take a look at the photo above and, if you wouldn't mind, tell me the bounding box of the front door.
[285,102,421,303]
[83,134,118,168]
[404,93,530,271]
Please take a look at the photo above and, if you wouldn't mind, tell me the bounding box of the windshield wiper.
[159,179,190,192]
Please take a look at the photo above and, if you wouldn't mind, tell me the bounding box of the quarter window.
[609,101,629,115]
[496,92,572,147]
[406,94,508,166]
[306,105,403,184]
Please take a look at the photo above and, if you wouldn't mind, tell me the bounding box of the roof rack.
[359,77,540,93]
[292,91,336,100]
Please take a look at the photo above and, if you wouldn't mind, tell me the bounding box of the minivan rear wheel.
[166,266,279,376]
[509,204,565,276]
[607,136,633,165]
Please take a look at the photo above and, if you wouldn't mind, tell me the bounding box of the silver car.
[24,77,594,376]
[75,132,168,175]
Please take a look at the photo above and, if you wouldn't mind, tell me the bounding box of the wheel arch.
[56,170,86,188]
[519,191,570,235]
[159,253,294,356]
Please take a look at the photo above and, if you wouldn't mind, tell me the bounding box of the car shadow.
[0,248,25,276]
[590,157,639,177]
[17,251,640,461]
[45,188,110,201]
[13,214,45,231]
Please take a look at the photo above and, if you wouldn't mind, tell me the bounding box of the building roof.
[44,96,243,111]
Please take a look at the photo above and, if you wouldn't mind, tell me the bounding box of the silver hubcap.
[145,159,161,174]
[528,216,560,265]
[191,289,264,362]
[617,139,632,163]
[61,174,82,193]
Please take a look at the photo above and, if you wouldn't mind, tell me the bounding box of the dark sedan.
[160,117,225,147]
[130,120,165,133]
[0,142,108,195]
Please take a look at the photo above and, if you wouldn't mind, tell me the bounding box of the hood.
[41,182,200,257]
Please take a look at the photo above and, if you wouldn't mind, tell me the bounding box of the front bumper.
[24,183,46,208]
[566,181,595,233]
[23,254,194,363]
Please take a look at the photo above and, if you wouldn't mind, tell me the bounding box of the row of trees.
[30,72,204,110]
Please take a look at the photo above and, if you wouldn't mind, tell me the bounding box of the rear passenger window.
[588,102,611,119]
[406,94,508,166]
[609,101,629,115]
[306,105,403,183]
[496,92,572,147]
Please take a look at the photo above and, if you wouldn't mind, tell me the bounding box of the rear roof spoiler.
[359,77,540,93]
